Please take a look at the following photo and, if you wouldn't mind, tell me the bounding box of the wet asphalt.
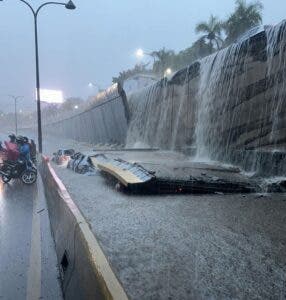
[0,177,62,300]
[36,133,286,300]
[54,164,286,300]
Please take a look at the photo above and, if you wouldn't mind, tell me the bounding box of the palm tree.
[224,0,263,44]
[149,48,175,76]
[195,15,224,53]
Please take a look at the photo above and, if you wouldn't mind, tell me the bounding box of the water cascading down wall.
[127,21,286,175]
[44,22,286,175]
[44,83,130,145]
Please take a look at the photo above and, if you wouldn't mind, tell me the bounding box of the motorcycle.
[0,159,37,185]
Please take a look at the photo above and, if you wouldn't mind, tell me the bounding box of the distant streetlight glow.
[165,68,172,77]
[136,48,144,58]
[88,82,102,92]
[88,82,100,88]
[135,48,156,64]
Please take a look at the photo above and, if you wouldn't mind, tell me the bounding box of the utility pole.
[8,95,23,135]
[2,0,76,152]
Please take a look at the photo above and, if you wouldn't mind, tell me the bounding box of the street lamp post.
[8,95,23,135]
[2,0,76,153]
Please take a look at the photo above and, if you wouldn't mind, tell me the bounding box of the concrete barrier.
[40,157,128,300]
[44,83,130,145]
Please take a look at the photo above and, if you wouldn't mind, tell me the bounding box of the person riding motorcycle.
[0,135,37,184]
[17,136,31,162]
[4,134,19,161]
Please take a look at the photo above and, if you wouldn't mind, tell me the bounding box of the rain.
[0,1,286,299]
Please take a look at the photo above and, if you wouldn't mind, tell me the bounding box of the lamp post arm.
[19,0,36,16]
[15,0,75,152]
[36,2,66,16]
[7,95,23,101]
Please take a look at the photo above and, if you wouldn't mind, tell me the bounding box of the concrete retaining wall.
[40,157,128,300]
[40,22,286,175]
[44,83,130,145]
[126,22,286,174]
[127,27,286,153]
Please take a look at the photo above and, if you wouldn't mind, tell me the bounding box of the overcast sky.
[0,0,285,112]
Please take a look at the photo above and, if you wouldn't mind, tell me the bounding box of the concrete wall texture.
[44,83,130,145]
[127,23,286,153]
[127,22,286,174]
[45,21,286,174]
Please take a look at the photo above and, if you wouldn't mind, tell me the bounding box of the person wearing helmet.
[4,134,19,161]
[8,134,16,143]
[18,136,31,163]
[16,135,24,144]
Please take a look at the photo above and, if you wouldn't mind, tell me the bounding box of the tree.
[149,48,175,76]
[174,39,211,70]
[195,15,224,53]
[224,0,263,44]
[112,63,151,85]
[60,97,83,111]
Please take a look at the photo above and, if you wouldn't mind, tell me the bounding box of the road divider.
[40,156,128,300]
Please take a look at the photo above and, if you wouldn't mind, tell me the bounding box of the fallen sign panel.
[90,154,258,194]
[90,155,154,187]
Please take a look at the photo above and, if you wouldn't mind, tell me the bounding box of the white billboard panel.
[37,89,64,104]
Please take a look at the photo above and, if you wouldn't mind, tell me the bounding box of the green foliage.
[40,97,84,121]
[60,97,83,111]
[112,63,151,85]
[112,0,264,84]
[150,48,175,76]
[173,39,211,70]
[195,15,224,52]
[223,0,263,44]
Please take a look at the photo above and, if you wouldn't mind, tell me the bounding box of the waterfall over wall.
[40,21,286,176]
[127,21,286,174]
[126,62,200,150]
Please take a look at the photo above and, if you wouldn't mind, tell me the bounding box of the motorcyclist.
[18,136,31,162]
[0,135,37,184]
[4,134,19,161]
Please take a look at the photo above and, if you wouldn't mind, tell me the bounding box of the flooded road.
[0,177,62,300]
[19,132,286,299]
